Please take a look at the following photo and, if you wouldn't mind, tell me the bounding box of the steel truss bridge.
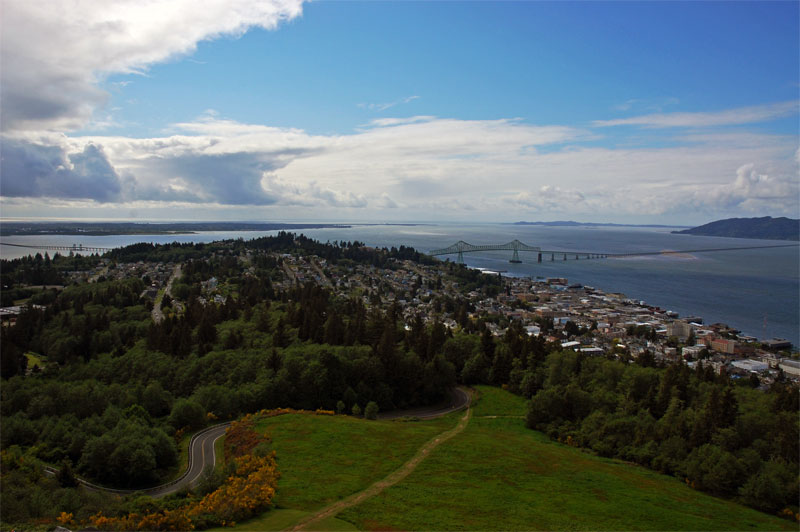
[428,240,798,264]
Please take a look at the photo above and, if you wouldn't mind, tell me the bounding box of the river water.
[2,223,798,345]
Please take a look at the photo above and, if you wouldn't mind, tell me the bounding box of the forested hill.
[672,217,800,241]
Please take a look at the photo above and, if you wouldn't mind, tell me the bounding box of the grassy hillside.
[227,387,793,531]
[212,411,459,531]
[255,412,458,511]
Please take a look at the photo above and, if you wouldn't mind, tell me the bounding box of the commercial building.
[710,338,737,354]
[731,359,768,372]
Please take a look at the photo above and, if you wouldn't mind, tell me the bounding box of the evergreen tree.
[56,459,78,488]
[364,401,379,420]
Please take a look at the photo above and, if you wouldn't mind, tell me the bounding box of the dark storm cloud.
[0,139,123,201]
[139,151,287,205]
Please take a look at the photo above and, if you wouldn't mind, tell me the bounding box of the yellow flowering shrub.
[57,512,74,526]
[87,421,279,531]
[224,416,270,459]
[187,452,279,525]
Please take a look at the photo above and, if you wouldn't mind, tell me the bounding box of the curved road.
[147,422,229,497]
[44,422,230,498]
[379,386,470,420]
[44,387,468,498]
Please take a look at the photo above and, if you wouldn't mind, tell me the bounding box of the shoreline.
[470,265,795,348]
[1,229,796,347]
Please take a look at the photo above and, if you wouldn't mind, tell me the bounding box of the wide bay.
[2,223,798,346]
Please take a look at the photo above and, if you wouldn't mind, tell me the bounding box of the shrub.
[364,401,379,420]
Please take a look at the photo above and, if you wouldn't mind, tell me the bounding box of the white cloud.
[365,116,437,128]
[594,100,799,128]
[0,0,305,132]
[696,163,799,213]
[2,111,797,222]
[613,97,680,113]
[505,186,587,211]
[358,95,420,111]
[377,193,399,209]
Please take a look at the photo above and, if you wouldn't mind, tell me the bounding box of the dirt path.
[287,391,473,531]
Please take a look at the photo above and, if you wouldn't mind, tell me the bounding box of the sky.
[0,0,798,225]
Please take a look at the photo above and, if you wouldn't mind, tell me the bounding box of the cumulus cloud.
[2,112,797,221]
[377,193,399,209]
[260,174,368,208]
[1,1,796,224]
[134,152,284,205]
[594,100,799,128]
[0,0,305,132]
[506,186,587,211]
[697,163,800,213]
[0,139,123,201]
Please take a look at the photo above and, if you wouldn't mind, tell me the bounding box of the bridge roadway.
[41,389,471,498]
[1,242,111,253]
[428,239,799,263]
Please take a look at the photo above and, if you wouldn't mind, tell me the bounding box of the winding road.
[147,422,229,497]
[43,387,470,499]
[379,386,470,420]
[44,422,230,498]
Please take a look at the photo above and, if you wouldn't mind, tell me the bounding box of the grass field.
[207,509,358,532]
[256,412,459,511]
[216,411,458,531]
[338,386,794,531]
[219,387,793,531]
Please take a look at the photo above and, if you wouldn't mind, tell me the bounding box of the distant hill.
[0,221,352,236]
[672,216,799,241]
[512,220,686,228]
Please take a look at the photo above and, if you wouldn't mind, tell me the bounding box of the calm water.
[2,223,798,345]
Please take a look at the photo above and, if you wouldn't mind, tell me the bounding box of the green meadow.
[211,412,457,531]
[256,412,458,511]
[226,387,793,531]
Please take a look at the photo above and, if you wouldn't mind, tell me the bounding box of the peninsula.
[672,217,800,241]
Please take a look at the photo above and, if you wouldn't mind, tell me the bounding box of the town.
[5,241,796,386]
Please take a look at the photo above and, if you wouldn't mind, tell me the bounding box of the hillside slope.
[339,386,795,531]
[672,216,799,240]
[226,387,794,531]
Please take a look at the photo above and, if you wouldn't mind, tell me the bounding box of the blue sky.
[1,0,798,224]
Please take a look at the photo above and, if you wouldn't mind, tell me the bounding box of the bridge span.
[428,240,798,264]
[429,239,607,264]
[1,242,112,254]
